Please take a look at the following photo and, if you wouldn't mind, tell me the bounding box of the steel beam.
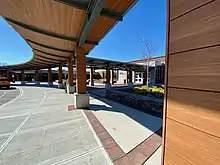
[26,62,47,67]
[32,59,55,65]
[54,0,123,21]
[33,48,70,59]
[35,57,56,63]
[30,61,55,68]
[24,65,43,70]
[14,63,41,70]
[78,0,104,47]
[34,54,66,63]
[26,39,74,53]
[5,17,98,45]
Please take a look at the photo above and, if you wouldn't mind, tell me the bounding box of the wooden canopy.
[77,57,144,71]
[0,0,137,70]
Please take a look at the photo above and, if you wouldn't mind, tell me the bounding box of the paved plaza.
[0,84,162,165]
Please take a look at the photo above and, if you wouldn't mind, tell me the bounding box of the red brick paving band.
[84,110,162,165]
[68,105,76,111]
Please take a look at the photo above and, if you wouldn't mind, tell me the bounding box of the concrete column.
[143,70,147,85]
[128,67,133,88]
[132,71,135,83]
[48,68,53,86]
[111,70,114,85]
[105,65,111,89]
[16,73,19,81]
[89,66,94,86]
[153,66,157,85]
[21,70,25,84]
[67,60,74,93]
[58,64,63,89]
[6,71,10,81]
[126,70,129,84]
[35,69,40,85]
[116,70,119,83]
[74,47,89,109]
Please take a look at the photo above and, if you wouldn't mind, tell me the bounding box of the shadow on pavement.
[89,93,162,137]
[0,87,17,90]
[12,83,58,89]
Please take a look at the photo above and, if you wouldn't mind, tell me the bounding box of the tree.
[0,62,8,66]
[141,37,156,87]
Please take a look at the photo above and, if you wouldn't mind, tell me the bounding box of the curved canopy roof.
[0,0,137,70]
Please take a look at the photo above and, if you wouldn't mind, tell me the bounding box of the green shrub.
[133,87,145,95]
[133,86,164,97]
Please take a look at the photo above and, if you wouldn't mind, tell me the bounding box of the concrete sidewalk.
[0,86,111,165]
[0,85,162,165]
[87,88,162,164]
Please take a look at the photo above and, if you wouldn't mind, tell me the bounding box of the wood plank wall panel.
[165,119,220,165]
[167,88,220,138]
[168,46,220,91]
[170,0,211,20]
[163,0,220,164]
[164,147,190,165]
[169,0,220,54]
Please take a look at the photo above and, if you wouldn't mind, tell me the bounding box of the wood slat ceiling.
[33,51,69,61]
[106,0,135,14]
[86,0,137,51]
[0,0,137,70]
[10,23,76,51]
[0,0,85,37]
[29,42,74,55]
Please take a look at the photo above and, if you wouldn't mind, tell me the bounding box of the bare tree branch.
[141,36,156,87]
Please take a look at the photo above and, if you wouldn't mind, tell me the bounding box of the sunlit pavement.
[0,88,20,106]
[0,85,111,165]
[88,89,162,165]
[0,84,162,165]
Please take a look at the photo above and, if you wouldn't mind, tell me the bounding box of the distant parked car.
[0,77,10,89]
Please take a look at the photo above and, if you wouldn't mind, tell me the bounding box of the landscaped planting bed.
[105,87,163,118]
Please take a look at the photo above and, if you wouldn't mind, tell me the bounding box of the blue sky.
[0,0,166,65]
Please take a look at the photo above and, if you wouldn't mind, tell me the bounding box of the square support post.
[58,64,64,89]
[7,71,11,81]
[128,67,133,88]
[74,47,89,109]
[67,60,74,93]
[111,69,114,85]
[35,69,40,85]
[126,70,129,84]
[89,66,94,86]
[143,69,148,86]
[16,73,19,81]
[116,70,119,83]
[21,70,25,84]
[48,68,53,86]
[105,65,111,89]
